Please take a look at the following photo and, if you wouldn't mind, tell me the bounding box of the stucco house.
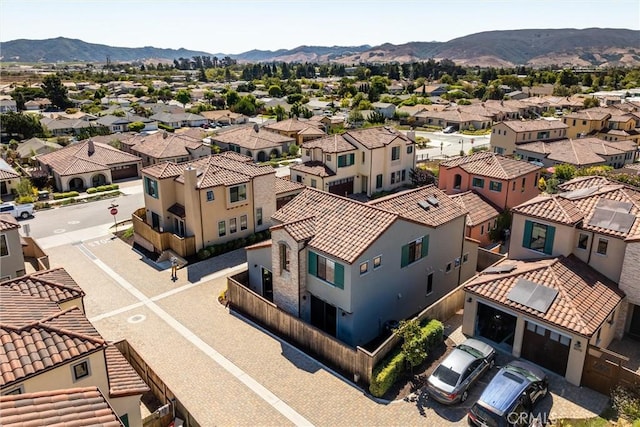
[0,99,17,113]
[562,109,611,139]
[120,130,210,166]
[462,255,624,386]
[291,126,415,197]
[0,268,149,426]
[0,214,25,280]
[450,191,501,247]
[438,151,542,210]
[246,186,479,347]
[200,110,247,126]
[490,120,569,155]
[15,137,63,165]
[0,158,20,198]
[36,139,142,191]
[149,111,207,128]
[210,125,296,162]
[414,109,492,131]
[508,175,640,341]
[263,118,326,145]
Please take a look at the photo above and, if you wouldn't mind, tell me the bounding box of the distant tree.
[366,111,385,124]
[288,144,299,157]
[11,86,46,110]
[583,97,600,108]
[233,95,257,116]
[0,112,44,139]
[225,90,240,108]
[268,85,283,97]
[554,163,576,181]
[175,89,191,108]
[128,121,145,132]
[273,105,286,121]
[42,74,72,109]
[287,93,304,104]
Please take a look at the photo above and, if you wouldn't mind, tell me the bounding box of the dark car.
[426,338,495,404]
[468,360,548,427]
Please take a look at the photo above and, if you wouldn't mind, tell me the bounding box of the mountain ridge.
[2,28,639,67]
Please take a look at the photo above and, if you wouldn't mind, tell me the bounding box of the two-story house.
[134,153,303,257]
[245,186,478,347]
[562,109,611,139]
[438,151,542,210]
[291,126,415,197]
[121,130,211,167]
[507,176,640,341]
[0,214,25,281]
[450,191,501,247]
[491,120,569,155]
[263,118,326,145]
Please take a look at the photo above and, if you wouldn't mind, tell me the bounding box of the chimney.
[87,139,95,156]
[406,129,416,142]
[163,131,168,139]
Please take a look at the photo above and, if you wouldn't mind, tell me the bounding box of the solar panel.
[426,196,440,207]
[507,278,558,314]
[587,207,635,234]
[484,264,517,274]
[596,198,632,213]
[560,187,598,200]
[418,200,431,211]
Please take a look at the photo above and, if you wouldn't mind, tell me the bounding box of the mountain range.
[2,28,639,67]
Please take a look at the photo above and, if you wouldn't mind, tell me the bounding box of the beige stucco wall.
[110,394,144,427]
[59,170,112,192]
[246,245,273,296]
[563,118,607,139]
[585,232,625,283]
[509,213,575,260]
[490,122,567,155]
[0,228,25,280]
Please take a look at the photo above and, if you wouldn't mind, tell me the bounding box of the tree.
[175,89,191,108]
[394,319,426,374]
[366,111,385,124]
[268,85,283,97]
[273,105,286,121]
[128,121,145,132]
[488,210,512,243]
[583,97,600,108]
[0,112,44,139]
[225,90,240,108]
[233,95,257,116]
[42,74,72,109]
[409,167,436,187]
[554,163,576,181]
[288,144,299,157]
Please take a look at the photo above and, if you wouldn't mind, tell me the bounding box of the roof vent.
[253,123,259,133]
[163,131,168,139]
[426,196,439,207]
[418,200,430,211]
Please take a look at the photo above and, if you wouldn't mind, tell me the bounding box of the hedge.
[53,191,80,200]
[196,230,271,261]
[87,184,120,194]
[369,319,444,397]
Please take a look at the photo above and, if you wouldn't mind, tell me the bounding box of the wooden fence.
[132,208,196,257]
[115,340,199,427]
[227,272,467,385]
[582,344,640,395]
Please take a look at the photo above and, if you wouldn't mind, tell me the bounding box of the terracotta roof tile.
[465,255,623,337]
[0,159,20,180]
[499,120,568,132]
[37,140,140,176]
[0,387,122,427]
[0,214,20,231]
[440,152,540,180]
[141,162,184,179]
[512,195,584,225]
[245,238,272,250]
[212,125,294,150]
[369,185,467,227]
[450,191,501,227]
[105,345,150,397]
[274,177,305,195]
[123,131,205,160]
[265,117,322,133]
[301,134,355,153]
[280,217,316,242]
[0,268,84,305]
[290,161,336,177]
[342,126,413,149]
[517,137,635,166]
[272,188,397,263]
[558,176,611,191]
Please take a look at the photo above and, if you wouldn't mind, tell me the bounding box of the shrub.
[53,191,79,200]
[87,187,98,194]
[369,348,405,397]
[611,385,640,421]
[16,195,35,204]
[197,248,211,260]
[158,123,174,132]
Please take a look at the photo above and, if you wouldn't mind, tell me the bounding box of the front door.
[629,304,640,340]
[151,212,160,230]
[361,175,368,193]
[261,267,273,302]
[310,295,337,337]
[173,218,185,237]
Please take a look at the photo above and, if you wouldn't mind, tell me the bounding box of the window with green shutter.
[308,251,344,288]
[401,235,429,267]
[522,219,555,255]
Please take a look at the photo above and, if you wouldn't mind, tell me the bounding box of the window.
[240,215,248,231]
[407,145,413,154]
[392,146,400,160]
[308,251,344,288]
[577,233,589,250]
[426,273,433,295]
[390,172,396,184]
[472,177,484,188]
[362,152,365,163]
[360,261,368,275]
[72,360,90,381]
[218,220,226,237]
[534,173,539,187]
[401,236,429,268]
[229,218,237,234]
[338,153,355,167]
[489,181,502,192]
[279,243,289,272]
[305,149,310,156]
[376,174,383,189]
[446,262,452,273]
[326,154,331,162]
[296,175,303,183]
[256,208,263,226]
[206,190,214,202]
[5,386,23,395]
[512,181,516,191]
[597,238,608,255]
[455,257,461,268]
[522,220,555,255]
[373,255,382,269]
[481,225,484,235]
[521,178,526,192]
[144,177,158,198]
[229,184,247,203]
[401,169,406,181]
[462,253,469,263]
[310,179,317,188]
[0,235,7,257]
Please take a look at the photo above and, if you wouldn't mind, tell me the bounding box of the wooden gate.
[582,345,633,394]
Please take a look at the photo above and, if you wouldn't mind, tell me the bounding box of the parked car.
[443,125,457,133]
[426,338,495,404]
[0,201,34,219]
[468,360,548,427]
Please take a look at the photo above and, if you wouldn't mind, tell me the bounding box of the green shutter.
[308,251,317,276]
[338,155,345,167]
[544,225,555,255]
[334,263,344,289]
[401,244,410,268]
[523,220,533,248]
[421,235,429,258]
[349,153,355,165]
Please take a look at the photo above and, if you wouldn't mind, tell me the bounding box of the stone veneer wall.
[271,228,301,317]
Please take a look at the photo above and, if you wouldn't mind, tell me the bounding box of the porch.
[132,207,196,258]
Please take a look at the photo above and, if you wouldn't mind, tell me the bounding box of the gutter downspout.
[457,216,466,286]
[586,228,595,265]
[298,240,309,318]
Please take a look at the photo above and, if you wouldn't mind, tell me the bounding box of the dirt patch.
[114,228,134,246]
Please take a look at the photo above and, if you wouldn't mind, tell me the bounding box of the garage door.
[111,164,139,180]
[521,321,570,376]
[328,177,354,196]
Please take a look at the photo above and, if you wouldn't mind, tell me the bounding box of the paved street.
[42,228,608,426]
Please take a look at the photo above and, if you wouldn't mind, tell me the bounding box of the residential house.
[413,84,447,97]
[515,137,637,169]
[0,99,17,113]
[521,84,555,97]
[36,139,141,191]
[274,176,306,210]
[438,151,541,210]
[507,176,640,341]
[246,186,478,346]
[24,98,51,111]
[0,269,149,427]
[0,158,20,197]
[490,119,569,155]
[210,125,296,162]
[120,131,210,167]
[291,126,415,197]
[150,111,207,128]
[307,114,346,133]
[40,116,106,137]
[200,110,247,126]
[462,255,624,386]
[506,90,528,100]
[450,191,501,247]
[96,113,157,133]
[371,102,396,119]
[135,153,303,256]
[562,109,612,139]
[263,118,326,145]
[15,137,62,164]
[0,214,25,280]
[414,109,492,131]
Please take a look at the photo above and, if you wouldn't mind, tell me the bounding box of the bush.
[16,195,35,204]
[158,123,174,132]
[53,191,79,200]
[611,385,640,421]
[197,248,211,260]
[369,348,405,397]
[87,187,98,194]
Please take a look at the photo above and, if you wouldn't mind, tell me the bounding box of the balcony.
[132,208,196,257]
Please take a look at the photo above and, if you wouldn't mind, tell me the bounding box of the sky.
[1,0,639,54]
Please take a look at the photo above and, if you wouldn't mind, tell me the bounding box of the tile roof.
[557,176,612,191]
[518,138,636,167]
[211,125,294,150]
[450,191,501,227]
[0,158,20,180]
[512,195,584,225]
[0,387,122,427]
[301,134,356,153]
[440,151,541,180]
[272,188,397,264]
[37,140,140,176]
[0,267,85,305]
[290,161,336,178]
[343,126,413,150]
[281,217,316,242]
[264,117,323,133]
[245,238,273,251]
[369,185,467,228]
[105,345,150,397]
[465,255,623,337]
[499,120,568,132]
[274,177,305,195]
[0,214,20,231]
[123,131,205,160]
[563,109,611,121]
